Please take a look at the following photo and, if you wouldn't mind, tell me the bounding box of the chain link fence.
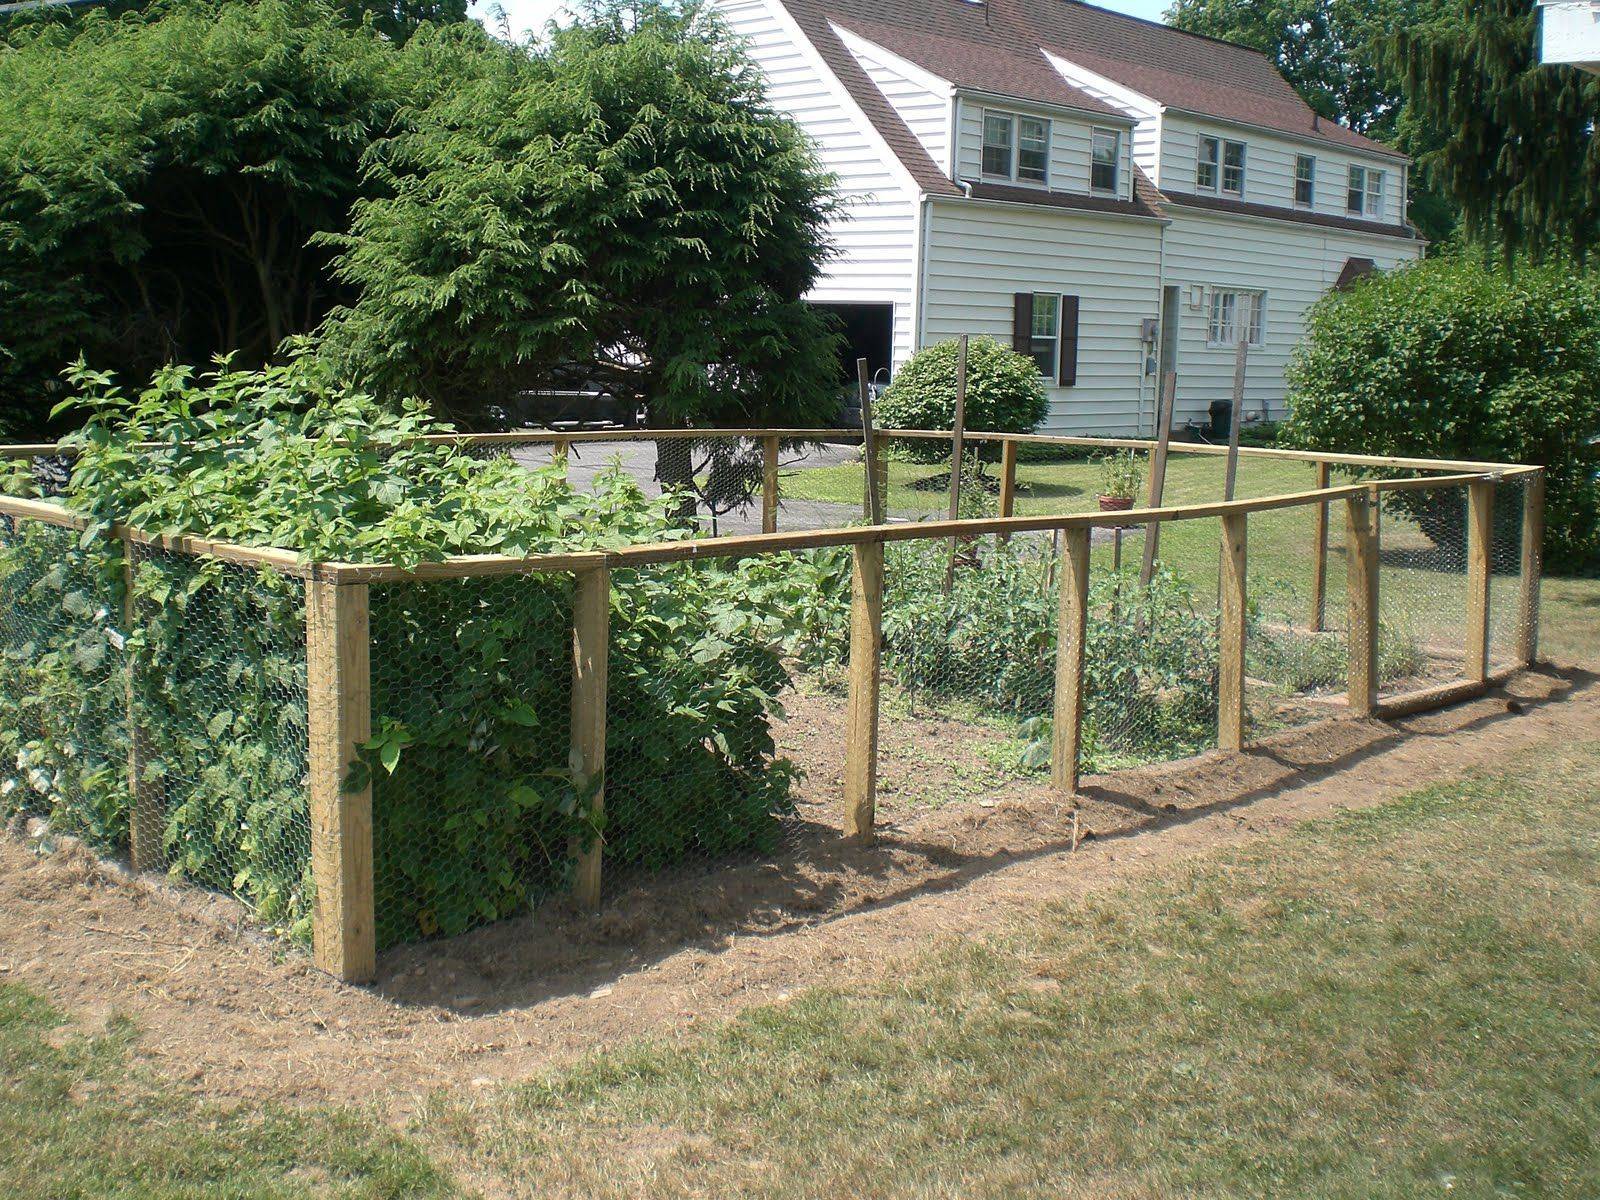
[0,437,1545,977]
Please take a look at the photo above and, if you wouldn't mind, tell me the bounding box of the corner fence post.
[1309,460,1331,632]
[1050,528,1091,793]
[1465,478,1495,682]
[307,576,376,984]
[761,435,780,535]
[570,564,610,910]
[843,539,883,840]
[1346,490,1379,717]
[121,534,160,872]
[1218,512,1248,752]
[1518,470,1545,667]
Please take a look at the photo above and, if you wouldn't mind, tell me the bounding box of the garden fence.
[0,429,1545,982]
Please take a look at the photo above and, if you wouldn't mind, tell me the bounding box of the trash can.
[1208,400,1232,440]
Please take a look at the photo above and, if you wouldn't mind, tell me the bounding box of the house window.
[1208,289,1266,347]
[1347,165,1385,216]
[1018,117,1050,183]
[1197,136,1220,191]
[1221,140,1246,194]
[982,113,1013,178]
[1029,293,1061,375]
[1295,154,1316,207]
[982,111,1050,184]
[1091,127,1121,194]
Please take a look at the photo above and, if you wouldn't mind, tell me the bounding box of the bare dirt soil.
[0,664,1594,1113]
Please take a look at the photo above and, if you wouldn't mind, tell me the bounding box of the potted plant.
[1098,449,1144,515]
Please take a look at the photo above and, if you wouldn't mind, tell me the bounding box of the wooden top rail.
[1,427,1538,477]
[0,456,1529,586]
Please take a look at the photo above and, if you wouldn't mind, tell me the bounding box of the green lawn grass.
[0,988,451,1199]
[440,739,1600,1198]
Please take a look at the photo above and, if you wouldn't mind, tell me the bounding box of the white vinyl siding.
[1160,114,1406,224]
[716,0,920,367]
[922,199,1164,435]
[1161,208,1421,425]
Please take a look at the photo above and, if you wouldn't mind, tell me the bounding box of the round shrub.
[1284,257,1600,572]
[876,337,1048,462]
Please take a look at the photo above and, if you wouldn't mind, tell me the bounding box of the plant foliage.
[1284,257,1600,571]
[874,339,1049,463]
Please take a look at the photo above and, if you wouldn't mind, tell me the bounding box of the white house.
[1540,1,1600,73]
[712,0,1424,435]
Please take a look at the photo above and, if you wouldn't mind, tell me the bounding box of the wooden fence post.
[761,436,780,535]
[1139,372,1178,588]
[1050,528,1091,793]
[1465,478,1494,683]
[843,539,883,839]
[1346,490,1379,717]
[997,437,1018,544]
[1218,512,1248,752]
[944,335,969,594]
[570,565,610,910]
[307,577,376,984]
[121,535,160,872]
[1518,470,1545,667]
[858,358,885,526]
[1309,460,1331,632]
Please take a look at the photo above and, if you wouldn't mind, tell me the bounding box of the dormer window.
[1198,135,1246,195]
[982,110,1050,185]
[1091,127,1121,194]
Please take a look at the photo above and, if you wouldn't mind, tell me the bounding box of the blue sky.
[472,0,1172,43]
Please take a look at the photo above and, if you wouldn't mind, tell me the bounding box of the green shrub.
[1284,256,1600,572]
[875,338,1048,463]
[0,356,800,947]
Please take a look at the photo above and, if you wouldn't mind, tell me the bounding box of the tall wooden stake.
[1218,513,1248,752]
[997,437,1018,544]
[1139,372,1178,587]
[1518,470,1546,667]
[858,358,884,525]
[1346,490,1379,717]
[1051,528,1091,794]
[843,540,883,839]
[570,565,611,910]
[1223,338,1248,502]
[1308,459,1331,632]
[307,578,376,984]
[1465,478,1494,683]
[944,334,969,594]
[761,435,780,535]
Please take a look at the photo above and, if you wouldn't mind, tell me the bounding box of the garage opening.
[813,302,895,388]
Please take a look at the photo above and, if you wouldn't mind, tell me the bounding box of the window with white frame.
[1221,139,1246,194]
[1197,135,1220,191]
[1029,293,1061,375]
[982,112,1013,177]
[1091,127,1121,194]
[1347,165,1385,216]
[982,110,1050,184]
[1295,154,1316,207]
[1208,289,1266,347]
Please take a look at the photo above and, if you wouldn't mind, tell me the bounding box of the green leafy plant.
[875,338,1049,464]
[0,357,804,947]
[1099,450,1144,501]
[1285,256,1600,571]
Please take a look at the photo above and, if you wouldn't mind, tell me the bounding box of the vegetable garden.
[0,366,1545,982]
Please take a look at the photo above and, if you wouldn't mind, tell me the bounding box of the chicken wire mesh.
[1487,476,1530,675]
[129,545,311,938]
[1375,483,1471,697]
[366,571,578,948]
[0,516,129,852]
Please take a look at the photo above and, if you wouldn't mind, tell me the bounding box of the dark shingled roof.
[773,0,1406,201]
[1161,189,1417,240]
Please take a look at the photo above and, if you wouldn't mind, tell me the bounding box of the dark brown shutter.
[1012,293,1033,355]
[1058,294,1080,386]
